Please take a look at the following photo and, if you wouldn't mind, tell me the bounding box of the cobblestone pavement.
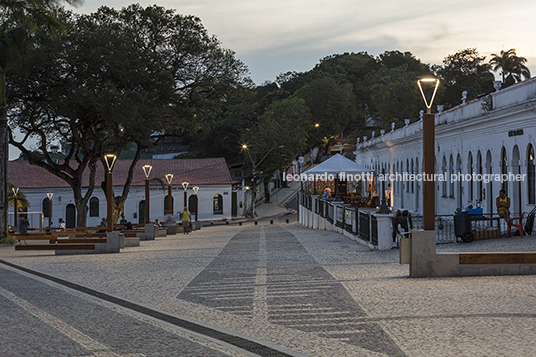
[2,221,536,356]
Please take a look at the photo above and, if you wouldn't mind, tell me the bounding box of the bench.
[460,253,536,264]
[15,244,96,251]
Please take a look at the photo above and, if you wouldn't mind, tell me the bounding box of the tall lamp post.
[12,187,19,227]
[47,192,53,226]
[104,154,117,232]
[417,77,440,230]
[165,174,173,215]
[242,144,284,218]
[182,181,189,208]
[142,165,152,224]
[192,186,199,221]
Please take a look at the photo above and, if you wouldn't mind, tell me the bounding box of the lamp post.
[47,192,53,226]
[165,174,173,215]
[182,181,189,208]
[192,186,199,221]
[12,187,19,227]
[242,144,284,218]
[104,154,117,232]
[417,77,440,230]
[142,165,152,224]
[377,168,392,214]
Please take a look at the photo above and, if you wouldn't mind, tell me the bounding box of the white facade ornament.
[437,105,444,114]
[419,110,424,121]
[493,81,502,92]
[461,91,468,105]
[356,137,360,145]
[363,136,367,142]
[404,119,410,127]
[380,129,385,136]
[391,122,395,132]
[371,131,375,139]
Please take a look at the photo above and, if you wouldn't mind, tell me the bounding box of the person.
[180,207,191,234]
[119,214,128,229]
[496,189,511,222]
[154,219,162,228]
[19,217,28,236]
[322,188,331,199]
[99,217,107,232]
[58,218,66,230]
[126,221,133,230]
[392,209,413,242]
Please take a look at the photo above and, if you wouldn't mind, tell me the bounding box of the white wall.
[355,78,536,216]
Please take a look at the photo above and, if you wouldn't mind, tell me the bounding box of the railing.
[359,211,370,241]
[371,215,378,245]
[326,202,334,224]
[336,206,344,228]
[410,213,508,244]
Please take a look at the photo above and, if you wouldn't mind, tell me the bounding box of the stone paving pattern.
[2,216,536,356]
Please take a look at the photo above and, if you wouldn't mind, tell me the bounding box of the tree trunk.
[1,71,9,239]
[0,107,8,240]
[264,179,271,203]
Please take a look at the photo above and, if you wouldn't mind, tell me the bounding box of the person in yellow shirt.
[496,189,510,222]
[180,207,191,234]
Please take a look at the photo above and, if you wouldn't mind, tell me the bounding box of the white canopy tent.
[302,154,372,201]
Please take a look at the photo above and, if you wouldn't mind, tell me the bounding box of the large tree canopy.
[489,48,531,88]
[7,5,251,226]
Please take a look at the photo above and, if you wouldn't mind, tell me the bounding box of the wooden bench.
[15,244,96,251]
[460,253,536,264]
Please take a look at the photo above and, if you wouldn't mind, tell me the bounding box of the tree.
[241,97,312,203]
[434,48,494,109]
[294,76,357,155]
[1,0,82,240]
[8,5,251,226]
[8,183,30,211]
[489,48,531,88]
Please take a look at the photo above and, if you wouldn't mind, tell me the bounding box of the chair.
[507,212,525,238]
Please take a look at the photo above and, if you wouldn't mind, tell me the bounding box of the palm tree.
[489,49,531,87]
[0,0,82,240]
[8,183,30,211]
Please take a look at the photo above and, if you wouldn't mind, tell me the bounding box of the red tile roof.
[8,158,233,189]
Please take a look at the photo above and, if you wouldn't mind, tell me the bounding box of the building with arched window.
[8,158,235,227]
[355,77,536,217]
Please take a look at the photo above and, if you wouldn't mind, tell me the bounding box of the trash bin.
[454,211,474,242]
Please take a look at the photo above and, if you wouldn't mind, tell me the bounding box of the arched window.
[406,159,410,193]
[468,152,474,202]
[477,151,483,202]
[213,194,223,214]
[42,198,50,218]
[164,195,174,215]
[89,197,99,217]
[188,195,197,214]
[501,147,508,193]
[449,155,454,198]
[442,156,447,197]
[528,144,535,204]
[410,159,414,193]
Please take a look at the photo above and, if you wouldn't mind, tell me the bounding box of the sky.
[9,0,536,159]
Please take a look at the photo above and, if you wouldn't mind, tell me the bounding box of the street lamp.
[417,77,440,230]
[182,181,189,208]
[242,144,285,218]
[142,164,152,224]
[47,192,53,226]
[165,173,173,215]
[12,187,19,227]
[192,186,199,221]
[104,154,117,232]
[376,168,392,214]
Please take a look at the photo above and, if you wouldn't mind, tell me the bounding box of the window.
[42,198,50,218]
[529,144,535,204]
[89,197,99,217]
[442,156,447,197]
[468,152,474,202]
[164,195,174,215]
[501,147,508,193]
[213,194,223,214]
[449,155,454,197]
[477,151,483,201]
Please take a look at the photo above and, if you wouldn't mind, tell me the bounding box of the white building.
[354,77,536,217]
[8,158,237,228]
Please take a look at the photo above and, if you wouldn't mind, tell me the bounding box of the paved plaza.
[1,206,536,356]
